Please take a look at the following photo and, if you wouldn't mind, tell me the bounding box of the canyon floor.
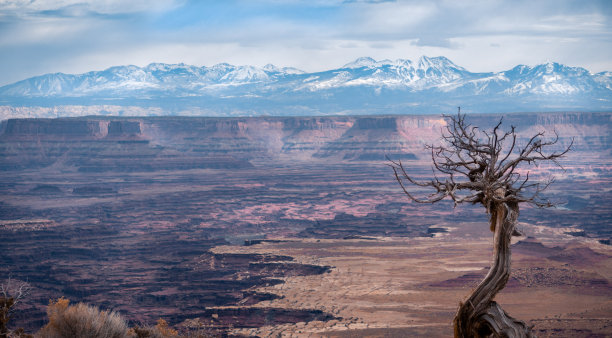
[211,223,612,337]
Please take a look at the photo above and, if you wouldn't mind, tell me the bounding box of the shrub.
[37,297,128,338]
[9,327,33,338]
[129,319,178,338]
[128,318,222,338]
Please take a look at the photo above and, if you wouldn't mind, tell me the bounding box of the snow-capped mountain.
[0,56,610,117]
[0,62,302,97]
[329,56,470,90]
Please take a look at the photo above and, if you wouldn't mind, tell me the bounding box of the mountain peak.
[416,56,464,71]
[211,63,234,70]
[263,64,279,72]
[343,57,378,69]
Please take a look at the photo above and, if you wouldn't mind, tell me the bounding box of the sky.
[0,0,611,86]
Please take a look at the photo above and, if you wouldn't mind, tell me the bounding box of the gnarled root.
[455,300,532,337]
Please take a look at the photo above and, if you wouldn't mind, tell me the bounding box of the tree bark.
[453,201,533,337]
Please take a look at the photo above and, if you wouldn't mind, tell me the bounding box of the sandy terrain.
[210,221,612,337]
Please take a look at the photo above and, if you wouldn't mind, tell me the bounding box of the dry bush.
[129,319,178,338]
[129,318,221,338]
[153,319,178,337]
[37,297,128,338]
[178,318,222,338]
[7,328,33,338]
[128,326,164,338]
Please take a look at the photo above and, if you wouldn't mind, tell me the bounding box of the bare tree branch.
[1,276,31,336]
[0,277,30,306]
[389,112,573,210]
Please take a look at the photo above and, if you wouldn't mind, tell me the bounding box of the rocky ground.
[212,223,612,337]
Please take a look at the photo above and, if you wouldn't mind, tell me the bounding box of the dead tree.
[389,112,572,337]
[0,277,31,338]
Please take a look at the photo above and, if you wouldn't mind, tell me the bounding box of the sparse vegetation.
[2,295,220,338]
[390,111,572,337]
[130,319,179,338]
[38,297,128,338]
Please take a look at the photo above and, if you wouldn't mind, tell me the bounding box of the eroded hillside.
[0,112,610,335]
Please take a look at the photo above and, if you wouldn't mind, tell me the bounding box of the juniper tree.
[389,112,572,337]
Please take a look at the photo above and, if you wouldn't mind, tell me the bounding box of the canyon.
[0,112,611,336]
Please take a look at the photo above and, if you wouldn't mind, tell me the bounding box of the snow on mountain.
[0,56,610,116]
[219,65,269,83]
[501,62,598,95]
[300,56,472,91]
[342,57,379,69]
[593,71,612,91]
[260,64,305,76]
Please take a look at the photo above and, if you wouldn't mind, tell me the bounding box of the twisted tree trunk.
[453,201,533,337]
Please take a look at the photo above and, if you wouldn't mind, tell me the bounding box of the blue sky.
[0,0,610,86]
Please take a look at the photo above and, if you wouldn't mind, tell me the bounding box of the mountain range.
[1,56,611,117]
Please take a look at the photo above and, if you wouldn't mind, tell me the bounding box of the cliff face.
[2,119,105,138]
[1,112,609,171]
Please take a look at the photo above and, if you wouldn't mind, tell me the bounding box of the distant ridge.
[0,56,611,118]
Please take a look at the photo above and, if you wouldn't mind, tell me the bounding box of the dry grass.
[37,297,128,338]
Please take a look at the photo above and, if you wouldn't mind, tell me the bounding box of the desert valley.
[0,112,610,336]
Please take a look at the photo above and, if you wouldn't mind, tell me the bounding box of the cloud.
[369,42,394,49]
[343,0,397,4]
[0,0,183,14]
[411,37,460,49]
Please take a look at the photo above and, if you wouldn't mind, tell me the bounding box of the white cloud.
[0,17,99,45]
[0,0,183,14]
[350,2,436,32]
